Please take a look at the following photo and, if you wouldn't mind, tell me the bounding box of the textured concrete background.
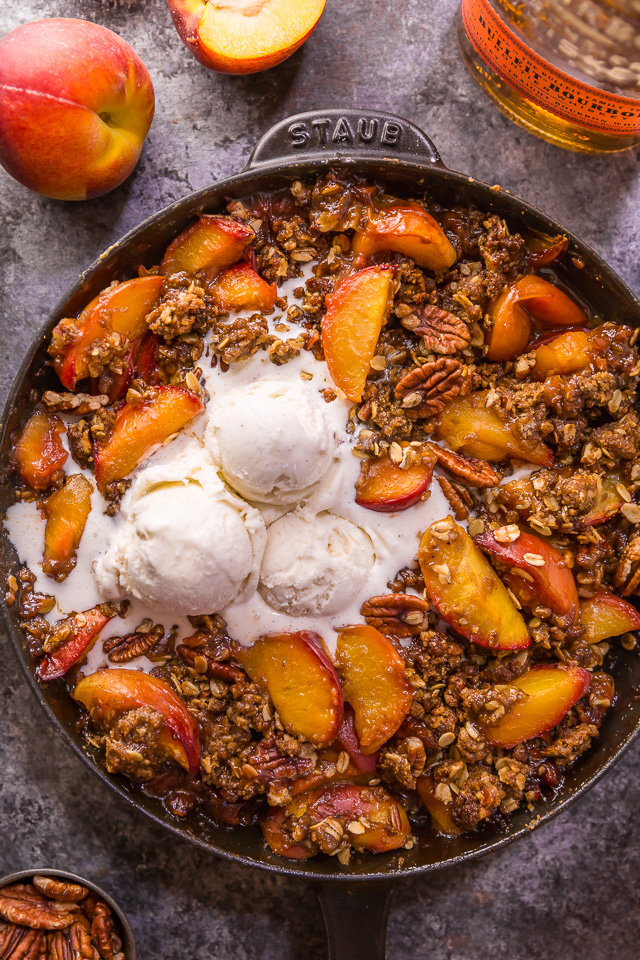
[1,1,640,957]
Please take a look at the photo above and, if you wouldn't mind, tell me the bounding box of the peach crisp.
[5,170,640,863]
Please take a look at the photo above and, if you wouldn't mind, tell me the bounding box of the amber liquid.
[457,0,640,153]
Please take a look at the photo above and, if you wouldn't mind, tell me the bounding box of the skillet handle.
[247,109,443,169]
[313,881,393,960]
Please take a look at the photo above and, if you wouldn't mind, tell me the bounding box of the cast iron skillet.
[2,109,640,959]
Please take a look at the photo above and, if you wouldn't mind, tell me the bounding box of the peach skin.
[168,0,326,75]
[0,19,154,200]
[476,526,579,624]
[37,606,116,682]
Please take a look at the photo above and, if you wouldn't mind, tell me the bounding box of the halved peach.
[334,625,412,754]
[418,517,531,650]
[335,705,379,774]
[14,409,67,490]
[37,606,116,682]
[482,664,591,748]
[209,263,277,312]
[53,276,163,390]
[579,591,640,643]
[168,0,326,75]
[434,392,553,465]
[353,203,457,273]
[43,474,93,581]
[322,265,395,403]
[93,386,203,491]
[476,527,578,623]
[160,215,253,278]
[261,782,410,858]
[355,451,434,512]
[487,275,587,362]
[236,631,343,747]
[417,774,462,836]
[73,669,201,775]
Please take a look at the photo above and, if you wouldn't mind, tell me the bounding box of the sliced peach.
[526,233,569,269]
[37,606,116,682]
[74,669,201,775]
[417,774,462,836]
[487,275,587,362]
[528,325,589,350]
[209,262,277,312]
[321,265,395,402]
[583,473,625,525]
[476,527,578,623]
[482,664,591,748]
[486,285,532,362]
[334,625,412,754]
[168,0,326,75]
[53,276,163,390]
[355,451,434,512]
[515,275,587,328]
[93,385,203,491]
[434,392,553,465]
[160,215,253,278]
[579,591,640,643]
[261,783,410,859]
[353,203,457,273]
[43,474,93,581]
[335,705,379,773]
[14,409,67,490]
[418,517,531,650]
[236,631,343,747]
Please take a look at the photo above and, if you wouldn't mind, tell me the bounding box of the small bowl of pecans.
[0,868,136,959]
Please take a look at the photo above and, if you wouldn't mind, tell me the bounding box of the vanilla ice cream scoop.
[205,380,337,504]
[258,510,375,617]
[95,445,266,615]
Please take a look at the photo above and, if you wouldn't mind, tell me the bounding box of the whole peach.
[0,18,154,200]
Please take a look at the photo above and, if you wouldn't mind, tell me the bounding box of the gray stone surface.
[1,1,639,957]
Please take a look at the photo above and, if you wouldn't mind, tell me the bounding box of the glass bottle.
[457,0,640,153]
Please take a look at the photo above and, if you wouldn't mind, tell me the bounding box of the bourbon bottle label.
[461,0,640,135]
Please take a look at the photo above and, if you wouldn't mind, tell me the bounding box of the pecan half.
[437,476,472,521]
[85,900,121,960]
[41,392,109,416]
[68,921,100,960]
[32,881,88,905]
[0,888,76,931]
[394,358,463,418]
[49,931,73,960]
[361,594,430,637]
[426,442,500,488]
[103,626,164,663]
[413,305,470,355]
[614,537,640,596]
[0,924,29,958]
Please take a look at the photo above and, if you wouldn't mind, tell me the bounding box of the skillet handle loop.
[313,880,393,960]
[246,109,443,169]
